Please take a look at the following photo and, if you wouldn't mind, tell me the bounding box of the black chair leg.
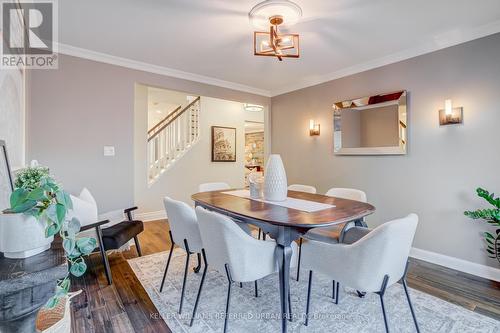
[357,290,366,298]
[288,290,292,322]
[402,262,421,333]
[96,226,112,285]
[159,231,175,292]
[377,275,390,333]
[239,282,243,288]
[335,281,339,304]
[254,280,258,297]
[179,239,191,314]
[305,270,313,326]
[296,238,303,281]
[332,280,335,299]
[258,228,262,240]
[193,253,202,273]
[224,264,233,333]
[190,249,208,327]
[133,236,142,257]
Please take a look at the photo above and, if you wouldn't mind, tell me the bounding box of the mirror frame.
[333,90,407,155]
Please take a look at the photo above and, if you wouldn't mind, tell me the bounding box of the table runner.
[222,189,335,213]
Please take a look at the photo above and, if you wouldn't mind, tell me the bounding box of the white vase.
[0,212,53,258]
[264,154,288,201]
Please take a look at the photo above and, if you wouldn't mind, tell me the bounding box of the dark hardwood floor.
[70,220,500,333]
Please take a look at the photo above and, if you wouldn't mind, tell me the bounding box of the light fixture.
[439,99,463,125]
[309,119,320,136]
[249,0,301,61]
[244,104,264,112]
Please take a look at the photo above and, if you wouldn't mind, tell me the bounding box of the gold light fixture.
[309,119,320,136]
[249,0,302,61]
[439,99,463,125]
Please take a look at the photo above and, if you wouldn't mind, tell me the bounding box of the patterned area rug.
[128,249,500,333]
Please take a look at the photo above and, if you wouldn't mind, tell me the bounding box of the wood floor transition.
[70,220,500,332]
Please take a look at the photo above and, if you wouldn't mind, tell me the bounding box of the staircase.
[147,96,201,184]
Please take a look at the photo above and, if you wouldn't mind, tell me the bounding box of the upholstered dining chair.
[301,214,420,333]
[287,184,317,194]
[160,197,204,315]
[191,206,298,331]
[198,182,231,192]
[296,188,368,285]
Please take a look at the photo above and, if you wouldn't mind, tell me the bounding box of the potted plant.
[2,165,96,307]
[464,188,500,264]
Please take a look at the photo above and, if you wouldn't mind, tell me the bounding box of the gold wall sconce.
[439,99,463,125]
[309,119,320,136]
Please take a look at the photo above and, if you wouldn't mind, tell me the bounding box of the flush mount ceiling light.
[244,103,264,112]
[249,0,302,61]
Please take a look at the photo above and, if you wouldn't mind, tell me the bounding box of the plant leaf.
[10,200,37,213]
[46,223,61,237]
[10,188,28,208]
[67,218,81,236]
[76,237,96,255]
[70,260,87,277]
[63,238,76,255]
[56,203,66,223]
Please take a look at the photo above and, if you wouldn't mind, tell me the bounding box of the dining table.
[191,189,375,333]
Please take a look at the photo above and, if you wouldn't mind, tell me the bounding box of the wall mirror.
[333,90,407,155]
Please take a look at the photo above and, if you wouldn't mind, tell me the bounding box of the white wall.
[135,91,256,213]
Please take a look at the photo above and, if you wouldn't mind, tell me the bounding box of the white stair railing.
[147,96,200,184]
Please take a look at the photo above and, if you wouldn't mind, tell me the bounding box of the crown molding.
[270,20,500,97]
[56,43,272,97]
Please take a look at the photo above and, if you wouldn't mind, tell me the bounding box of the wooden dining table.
[192,189,375,333]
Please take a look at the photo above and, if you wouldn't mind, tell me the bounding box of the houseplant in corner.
[2,165,96,307]
[464,187,500,265]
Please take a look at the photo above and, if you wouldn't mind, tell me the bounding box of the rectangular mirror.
[333,91,407,155]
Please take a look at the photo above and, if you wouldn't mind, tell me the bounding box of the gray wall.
[271,33,500,268]
[28,54,270,212]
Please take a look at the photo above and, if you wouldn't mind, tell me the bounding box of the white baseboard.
[136,210,166,222]
[410,247,500,282]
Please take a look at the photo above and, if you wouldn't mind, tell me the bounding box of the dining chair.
[191,206,298,331]
[159,197,204,315]
[287,184,317,194]
[301,214,420,333]
[198,182,231,192]
[296,188,368,285]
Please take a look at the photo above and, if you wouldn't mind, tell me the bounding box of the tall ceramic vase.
[264,154,288,201]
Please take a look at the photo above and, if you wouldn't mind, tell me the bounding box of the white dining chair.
[191,206,298,331]
[296,188,368,283]
[198,182,231,192]
[287,184,317,194]
[301,214,420,333]
[160,197,204,315]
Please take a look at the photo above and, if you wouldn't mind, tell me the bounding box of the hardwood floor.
[70,220,500,333]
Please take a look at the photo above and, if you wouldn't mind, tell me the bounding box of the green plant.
[464,188,500,264]
[3,166,96,307]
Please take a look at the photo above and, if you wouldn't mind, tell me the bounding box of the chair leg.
[296,238,303,281]
[96,226,112,285]
[288,289,292,322]
[305,270,313,326]
[190,249,208,327]
[254,280,258,298]
[133,236,142,257]
[402,261,421,333]
[179,239,191,314]
[357,290,366,298]
[224,264,233,333]
[377,275,390,333]
[332,280,335,299]
[159,231,175,292]
[335,281,339,304]
[239,282,243,288]
[193,252,202,273]
[258,228,262,240]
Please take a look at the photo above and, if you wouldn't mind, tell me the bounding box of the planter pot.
[264,154,288,201]
[0,213,53,259]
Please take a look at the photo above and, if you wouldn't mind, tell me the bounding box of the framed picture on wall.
[0,140,15,210]
[211,126,236,162]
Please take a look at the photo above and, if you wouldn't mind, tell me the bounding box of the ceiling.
[58,0,500,96]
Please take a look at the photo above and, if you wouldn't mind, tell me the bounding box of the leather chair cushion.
[101,221,144,250]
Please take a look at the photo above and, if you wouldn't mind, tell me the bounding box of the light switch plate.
[103,146,115,156]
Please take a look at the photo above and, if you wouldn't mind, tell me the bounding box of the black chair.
[80,206,144,284]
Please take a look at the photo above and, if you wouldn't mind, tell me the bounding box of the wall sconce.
[439,99,463,125]
[309,119,320,136]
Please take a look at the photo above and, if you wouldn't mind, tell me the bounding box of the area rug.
[128,249,500,332]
